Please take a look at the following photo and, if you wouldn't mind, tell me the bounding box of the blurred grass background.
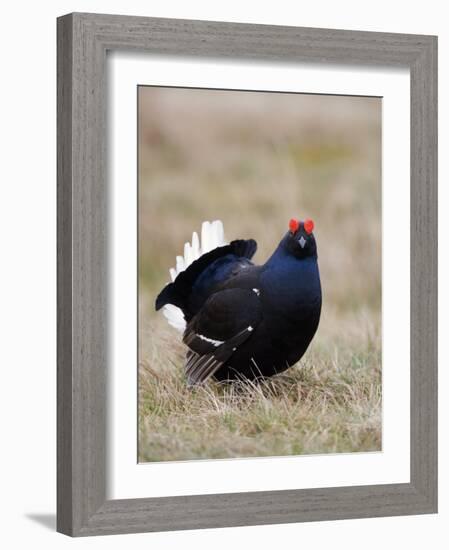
[138,86,381,462]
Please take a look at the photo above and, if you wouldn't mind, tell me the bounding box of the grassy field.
[138,87,382,462]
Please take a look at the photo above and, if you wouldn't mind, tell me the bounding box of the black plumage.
[156,219,322,385]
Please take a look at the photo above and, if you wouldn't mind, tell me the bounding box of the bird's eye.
[304,219,314,234]
[289,218,299,233]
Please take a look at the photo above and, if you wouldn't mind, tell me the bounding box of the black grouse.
[155,218,322,385]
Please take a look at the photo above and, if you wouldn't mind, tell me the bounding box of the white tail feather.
[162,304,187,332]
[162,220,227,332]
[191,231,200,259]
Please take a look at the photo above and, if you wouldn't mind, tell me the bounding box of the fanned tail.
[169,220,226,282]
[161,221,227,332]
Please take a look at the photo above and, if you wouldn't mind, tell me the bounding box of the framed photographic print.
[57,13,437,536]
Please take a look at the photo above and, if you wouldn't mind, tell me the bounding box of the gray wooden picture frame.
[57,12,438,537]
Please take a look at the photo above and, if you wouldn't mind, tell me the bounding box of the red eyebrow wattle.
[289,218,299,233]
[304,219,314,234]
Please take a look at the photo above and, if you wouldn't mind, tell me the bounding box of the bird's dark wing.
[155,239,257,314]
[183,288,262,385]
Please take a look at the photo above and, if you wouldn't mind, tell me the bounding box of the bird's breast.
[260,260,321,316]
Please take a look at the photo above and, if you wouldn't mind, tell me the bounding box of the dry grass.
[139,310,381,461]
[138,87,382,461]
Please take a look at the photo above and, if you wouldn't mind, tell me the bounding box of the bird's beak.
[298,236,306,248]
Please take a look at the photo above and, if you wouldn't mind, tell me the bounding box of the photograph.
[138,86,382,462]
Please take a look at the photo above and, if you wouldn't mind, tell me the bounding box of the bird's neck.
[264,240,317,267]
[262,244,321,310]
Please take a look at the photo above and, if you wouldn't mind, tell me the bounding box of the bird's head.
[283,217,317,259]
